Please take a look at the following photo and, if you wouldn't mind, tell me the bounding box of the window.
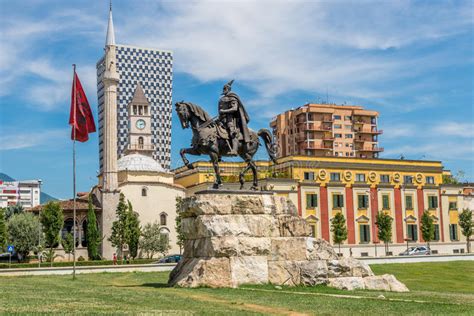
[380,174,390,183]
[332,194,344,209]
[359,224,370,243]
[449,224,458,241]
[407,224,418,241]
[306,194,318,208]
[160,213,167,226]
[334,115,341,120]
[382,194,390,210]
[426,176,435,184]
[335,133,342,138]
[358,195,369,209]
[133,105,137,115]
[356,173,366,182]
[138,137,144,149]
[344,115,352,121]
[309,224,316,237]
[404,175,413,184]
[345,134,353,139]
[334,124,342,129]
[434,224,440,241]
[304,172,315,180]
[330,173,341,182]
[345,125,352,130]
[141,187,148,197]
[449,202,457,210]
[405,195,413,210]
[428,196,438,209]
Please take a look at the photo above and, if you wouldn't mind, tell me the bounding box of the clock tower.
[126,82,154,156]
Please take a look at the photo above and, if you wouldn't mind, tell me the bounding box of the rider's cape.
[226,92,250,143]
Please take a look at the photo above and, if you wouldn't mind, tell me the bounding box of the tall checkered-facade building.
[96,19,173,171]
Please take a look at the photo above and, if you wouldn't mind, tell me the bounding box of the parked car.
[158,254,182,263]
[399,246,431,256]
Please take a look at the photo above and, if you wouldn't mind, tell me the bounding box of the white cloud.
[0,129,69,151]
[433,122,474,138]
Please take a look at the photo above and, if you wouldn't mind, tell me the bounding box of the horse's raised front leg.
[180,147,199,169]
[210,152,221,189]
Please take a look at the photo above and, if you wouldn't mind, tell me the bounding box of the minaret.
[102,3,119,192]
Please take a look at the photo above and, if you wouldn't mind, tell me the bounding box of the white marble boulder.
[168,193,408,292]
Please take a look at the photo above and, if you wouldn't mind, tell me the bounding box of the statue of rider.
[218,80,250,155]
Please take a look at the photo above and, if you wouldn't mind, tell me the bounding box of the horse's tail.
[258,128,277,163]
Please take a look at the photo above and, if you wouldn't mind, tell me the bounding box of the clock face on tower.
[136,119,146,130]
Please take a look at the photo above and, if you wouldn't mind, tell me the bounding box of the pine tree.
[420,210,435,250]
[175,197,185,254]
[108,193,129,261]
[40,201,64,266]
[331,211,348,254]
[375,211,393,255]
[0,208,7,252]
[459,209,473,253]
[86,195,101,260]
[126,201,141,260]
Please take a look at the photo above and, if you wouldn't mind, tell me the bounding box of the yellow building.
[174,156,471,257]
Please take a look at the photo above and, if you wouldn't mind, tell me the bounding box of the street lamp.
[404,237,412,253]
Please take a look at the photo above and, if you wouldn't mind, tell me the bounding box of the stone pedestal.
[169,192,408,292]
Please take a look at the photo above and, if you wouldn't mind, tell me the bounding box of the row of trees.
[108,194,171,260]
[0,198,102,263]
[331,209,473,254]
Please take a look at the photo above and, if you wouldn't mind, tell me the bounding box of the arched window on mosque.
[142,187,148,197]
[160,213,167,226]
[138,137,144,149]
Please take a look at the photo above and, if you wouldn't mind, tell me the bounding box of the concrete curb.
[0,263,177,276]
[359,253,474,264]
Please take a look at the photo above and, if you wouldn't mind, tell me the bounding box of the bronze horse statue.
[175,101,276,190]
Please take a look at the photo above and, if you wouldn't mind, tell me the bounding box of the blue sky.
[0,0,473,199]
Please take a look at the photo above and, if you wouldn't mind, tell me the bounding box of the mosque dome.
[117,153,167,173]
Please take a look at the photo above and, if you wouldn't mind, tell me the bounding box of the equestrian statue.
[175,80,277,190]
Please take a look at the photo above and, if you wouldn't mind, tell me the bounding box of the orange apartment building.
[270,103,383,159]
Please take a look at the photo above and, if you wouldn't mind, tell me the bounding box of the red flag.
[69,72,96,142]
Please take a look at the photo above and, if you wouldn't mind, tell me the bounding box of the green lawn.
[0,261,473,315]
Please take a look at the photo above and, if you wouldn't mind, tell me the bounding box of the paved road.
[360,253,474,264]
[0,263,177,276]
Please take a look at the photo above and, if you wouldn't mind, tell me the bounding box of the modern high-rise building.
[96,9,173,171]
[0,180,41,208]
[270,103,383,159]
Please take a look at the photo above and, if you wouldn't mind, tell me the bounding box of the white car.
[399,246,431,256]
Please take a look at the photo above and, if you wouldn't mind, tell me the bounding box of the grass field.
[0,261,472,315]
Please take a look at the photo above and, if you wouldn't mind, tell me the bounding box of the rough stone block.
[192,237,271,257]
[277,215,311,237]
[168,257,232,288]
[230,256,268,286]
[270,237,307,261]
[327,257,373,278]
[268,260,302,286]
[299,260,329,285]
[193,215,278,238]
[306,238,338,260]
[364,274,409,292]
[328,277,366,291]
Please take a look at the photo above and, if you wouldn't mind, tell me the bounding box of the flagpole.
[72,64,77,281]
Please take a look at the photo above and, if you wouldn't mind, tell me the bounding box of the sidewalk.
[0,263,177,276]
[359,253,474,264]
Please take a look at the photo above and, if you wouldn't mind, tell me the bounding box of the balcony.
[126,144,155,151]
[303,143,333,150]
[304,123,332,132]
[356,146,384,152]
[354,126,383,135]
